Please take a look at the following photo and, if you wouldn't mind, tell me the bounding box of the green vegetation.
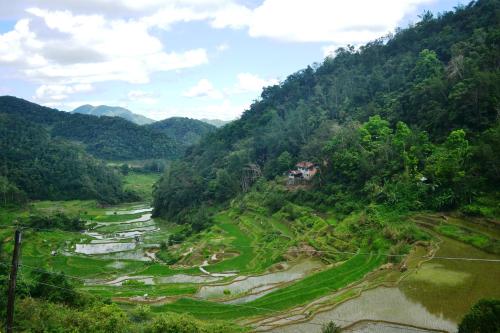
[458,299,500,333]
[156,253,383,320]
[0,96,179,161]
[10,297,243,332]
[0,200,245,332]
[0,113,138,205]
[84,284,197,298]
[413,214,500,254]
[436,224,498,253]
[22,213,86,231]
[123,172,161,201]
[0,1,499,331]
[322,321,342,333]
[154,0,500,230]
[146,117,217,146]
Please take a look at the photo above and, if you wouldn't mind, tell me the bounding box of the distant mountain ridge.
[73,104,155,125]
[200,118,232,127]
[146,117,217,146]
[0,96,178,160]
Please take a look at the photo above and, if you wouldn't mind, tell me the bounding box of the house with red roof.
[288,161,318,184]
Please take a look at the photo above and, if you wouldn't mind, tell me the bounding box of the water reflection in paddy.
[75,242,136,254]
[266,235,500,333]
[267,287,455,333]
[399,236,500,324]
[197,259,323,299]
[105,207,153,215]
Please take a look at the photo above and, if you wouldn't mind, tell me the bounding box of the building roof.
[296,161,314,168]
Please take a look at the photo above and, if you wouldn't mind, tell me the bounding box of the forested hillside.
[153,0,500,223]
[0,96,179,160]
[73,104,155,125]
[146,117,217,146]
[0,114,136,205]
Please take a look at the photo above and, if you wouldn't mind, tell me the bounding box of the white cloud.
[0,19,44,64]
[127,90,159,105]
[210,3,252,29]
[0,0,239,20]
[0,0,439,121]
[0,8,208,86]
[216,43,229,52]
[1,0,435,46]
[184,73,278,100]
[208,0,434,44]
[232,73,278,94]
[35,83,93,101]
[183,79,224,99]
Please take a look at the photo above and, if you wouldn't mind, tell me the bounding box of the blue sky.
[0,0,462,120]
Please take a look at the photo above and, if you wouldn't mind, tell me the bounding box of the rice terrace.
[0,0,499,332]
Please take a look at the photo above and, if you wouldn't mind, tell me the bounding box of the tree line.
[153,0,500,227]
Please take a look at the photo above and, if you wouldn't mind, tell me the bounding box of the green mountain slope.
[153,0,500,221]
[146,117,217,146]
[73,104,155,125]
[0,113,134,204]
[0,96,179,160]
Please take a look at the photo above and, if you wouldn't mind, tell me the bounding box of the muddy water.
[97,213,152,226]
[72,207,163,261]
[266,235,500,333]
[197,259,323,299]
[344,321,441,333]
[105,207,153,215]
[75,242,136,254]
[399,236,500,323]
[85,275,155,286]
[156,274,222,284]
[267,287,456,333]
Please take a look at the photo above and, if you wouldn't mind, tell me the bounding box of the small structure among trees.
[287,161,319,185]
[241,163,262,192]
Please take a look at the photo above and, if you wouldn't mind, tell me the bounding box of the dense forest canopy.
[0,113,136,205]
[0,96,179,160]
[153,0,500,224]
[146,117,217,146]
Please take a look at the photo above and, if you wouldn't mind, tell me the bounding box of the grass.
[84,283,197,298]
[0,179,414,325]
[123,172,160,201]
[93,212,145,222]
[414,214,500,255]
[436,224,500,254]
[206,214,256,273]
[135,264,200,276]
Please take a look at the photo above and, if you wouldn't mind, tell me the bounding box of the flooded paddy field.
[261,231,500,333]
[4,197,498,333]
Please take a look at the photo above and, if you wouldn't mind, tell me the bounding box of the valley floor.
[1,193,499,332]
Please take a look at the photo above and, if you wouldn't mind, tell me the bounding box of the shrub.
[322,321,342,333]
[458,299,500,333]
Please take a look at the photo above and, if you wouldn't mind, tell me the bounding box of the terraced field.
[1,192,390,328]
[155,253,384,320]
[1,174,399,330]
